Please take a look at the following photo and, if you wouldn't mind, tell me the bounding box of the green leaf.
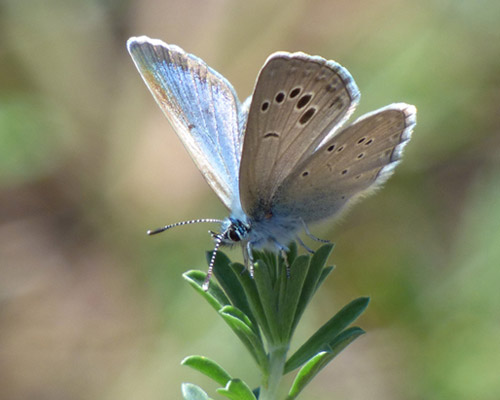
[183,270,230,311]
[285,297,369,373]
[181,382,212,400]
[181,355,232,386]
[291,244,334,334]
[232,261,273,341]
[219,306,268,371]
[315,265,335,292]
[253,248,277,282]
[276,257,288,327]
[279,255,310,341]
[210,251,257,329]
[253,259,282,343]
[286,327,365,399]
[330,326,365,350]
[217,378,257,400]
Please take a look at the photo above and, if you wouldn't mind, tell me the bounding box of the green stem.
[260,345,288,400]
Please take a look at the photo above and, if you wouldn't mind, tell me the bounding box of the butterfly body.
[223,212,301,251]
[127,36,416,286]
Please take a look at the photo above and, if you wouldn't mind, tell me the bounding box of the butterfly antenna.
[147,218,224,235]
[203,234,224,291]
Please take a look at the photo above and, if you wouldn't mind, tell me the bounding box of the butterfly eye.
[228,229,241,242]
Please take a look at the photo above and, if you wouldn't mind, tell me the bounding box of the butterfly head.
[147,216,253,290]
[218,217,251,245]
[197,217,250,291]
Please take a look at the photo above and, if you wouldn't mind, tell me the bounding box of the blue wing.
[127,36,243,210]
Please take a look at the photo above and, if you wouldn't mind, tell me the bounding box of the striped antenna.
[203,234,224,291]
[147,218,224,235]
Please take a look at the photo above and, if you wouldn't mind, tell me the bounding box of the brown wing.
[272,104,417,224]
[239,52,360,218]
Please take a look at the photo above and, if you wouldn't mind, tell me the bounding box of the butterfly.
[127,36,416,289]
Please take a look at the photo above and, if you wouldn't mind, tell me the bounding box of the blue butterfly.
[127,36,416,289]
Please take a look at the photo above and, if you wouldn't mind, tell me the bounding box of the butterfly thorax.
[221,211,302,251]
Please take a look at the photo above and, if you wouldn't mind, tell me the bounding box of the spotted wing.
[239,52,360,219]
[273,104,417,224]
[127,36,243,209]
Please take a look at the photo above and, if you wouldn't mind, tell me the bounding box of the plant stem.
[260,345,288,400]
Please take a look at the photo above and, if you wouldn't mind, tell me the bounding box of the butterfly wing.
[127,36,242,209]
[272,103,417,224]
[239,52,360,218]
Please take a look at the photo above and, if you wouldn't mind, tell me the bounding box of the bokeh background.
[2,0,500,399]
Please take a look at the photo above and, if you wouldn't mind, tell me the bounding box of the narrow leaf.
[253,259,281,343]
[254,249,277,282]
[330,327,365,350]
[315,265,335,292]
[285,297,369,373]
[217,378,257,400]
[280,255,310,341]
[219,306,269,371]
[217,266,257,326]
[287,327,364,399]
[291,244,334,334]
[209,252,257,326]
[276,257,288,332]
[181,355,232,386]
[232,261,273,341]
[181,382,211,400]
[183,270,229,311]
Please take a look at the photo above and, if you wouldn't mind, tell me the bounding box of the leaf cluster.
[181,243,368,399]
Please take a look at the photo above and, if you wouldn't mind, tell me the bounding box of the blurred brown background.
[1,0,500,399]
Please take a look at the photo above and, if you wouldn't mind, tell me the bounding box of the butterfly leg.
[281,250,291,277]
[244,242,255,278]
[271,239,291,278]
[297,236,315,254]
[301,219,330,243]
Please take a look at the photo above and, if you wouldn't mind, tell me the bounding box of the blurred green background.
[1,0,500,399]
